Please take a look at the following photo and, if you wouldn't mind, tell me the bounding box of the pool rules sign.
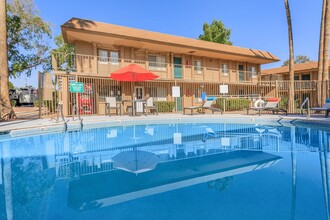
[69,82,84,121]
[70,82,85,93]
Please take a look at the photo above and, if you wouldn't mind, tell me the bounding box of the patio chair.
[247,98,287,116]
[144,97,158,115]
[183,100,223,115]
[311,99,330,118]
[105,97,121,116]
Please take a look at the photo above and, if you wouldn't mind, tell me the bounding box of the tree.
[282,55,312,66]
[317,0,326,105]
[0,0,51,120]
[7,0,51,78]
[0,0,11,120]
[284,0,295,114]
[9,81,14,89]
[322,0,330,103]
[198,19,232,45]
[52,35,75,72]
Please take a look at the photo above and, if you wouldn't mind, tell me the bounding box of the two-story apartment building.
[52,18,279,115]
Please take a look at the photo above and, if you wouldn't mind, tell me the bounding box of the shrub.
[11,100,17,107]
[279,97,288,109]
[156,101,175,113]
[215,98,250,111]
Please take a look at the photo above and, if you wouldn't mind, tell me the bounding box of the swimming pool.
[0,119,329,219]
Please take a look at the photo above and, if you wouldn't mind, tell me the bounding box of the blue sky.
[12,0,325,87]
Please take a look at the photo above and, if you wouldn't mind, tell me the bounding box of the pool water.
[0,122,329,220]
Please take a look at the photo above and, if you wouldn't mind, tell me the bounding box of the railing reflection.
[49,123,330,179]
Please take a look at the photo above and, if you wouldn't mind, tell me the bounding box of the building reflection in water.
[0,122,329,219]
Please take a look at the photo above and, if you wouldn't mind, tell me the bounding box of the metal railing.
[32,72,330,117]
[51,52,261,83]
[300,97,310,118]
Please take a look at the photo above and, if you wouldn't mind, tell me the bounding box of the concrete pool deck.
[1,113,329,135]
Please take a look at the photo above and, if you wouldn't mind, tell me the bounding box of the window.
[110,51,119,65]
[148,55,166,71]
[301,74,310,80]
[238,65,244,81]
[294,76,299,80]
[248,66,258,78]
[99,50,108,64]
[221,64,229,76]
[194,60,202,74]
[150,87,167,101]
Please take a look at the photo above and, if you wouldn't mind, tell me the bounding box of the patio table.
[121,99,146,116]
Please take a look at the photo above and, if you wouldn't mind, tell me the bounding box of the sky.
[11,0,325,87]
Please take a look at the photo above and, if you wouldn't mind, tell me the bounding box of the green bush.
[11,100,17,107]
[156,101,175,113]
[279,97,288,109]
[215,98,250,111]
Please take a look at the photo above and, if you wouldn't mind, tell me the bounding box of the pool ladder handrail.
[300,97,310,118]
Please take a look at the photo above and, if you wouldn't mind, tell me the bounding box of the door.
[174,57,182,79]
[135,86,145,112]
[238,64,244,81]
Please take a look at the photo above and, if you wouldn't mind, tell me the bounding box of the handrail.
[300,97,310,118]
[51,52,261,76]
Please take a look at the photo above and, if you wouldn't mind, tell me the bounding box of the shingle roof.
[262,61,328,75]
[62,18,279,63]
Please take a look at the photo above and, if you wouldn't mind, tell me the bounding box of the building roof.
[61,18,280,64]
[262,61,329,75]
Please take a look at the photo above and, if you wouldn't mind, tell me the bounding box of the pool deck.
[1,112,329,135]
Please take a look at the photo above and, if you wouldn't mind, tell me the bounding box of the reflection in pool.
[0,122,330,219]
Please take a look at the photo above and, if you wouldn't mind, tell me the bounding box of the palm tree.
[317,0,326,106]
[322,0,330,103]
[0,0,13,120]
[284,0,295,113]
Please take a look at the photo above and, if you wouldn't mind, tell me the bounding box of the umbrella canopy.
[109,64,159,82]
[112,150,160,174]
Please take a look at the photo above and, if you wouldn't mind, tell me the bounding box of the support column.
[120,46,125,67]
[170,52,173,79]
[62,76,69,116]
[202,57,206,82]
[191,55,194,80]
[131,47,135,60]
[219,59,222,83]
[92,42,97,74]
[182,55,186,79]
[166,53,170,78]
[229,61,232,83]
[145,49,149,70]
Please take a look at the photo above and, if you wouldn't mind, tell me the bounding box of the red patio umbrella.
[109,64,159,82]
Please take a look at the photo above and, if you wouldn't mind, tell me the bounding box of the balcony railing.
[52,52,261,83]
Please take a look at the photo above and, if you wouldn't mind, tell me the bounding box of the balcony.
[52,52,260,83]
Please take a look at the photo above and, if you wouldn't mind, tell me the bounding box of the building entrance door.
[174,57,182,79]
[134,86,144,112]
[238,64,244,81]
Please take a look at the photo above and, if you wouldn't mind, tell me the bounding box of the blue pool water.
[0,121,330,220]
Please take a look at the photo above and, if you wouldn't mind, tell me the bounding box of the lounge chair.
[183,100,223,115]
[247,98,287,116]
[311,99,330,118]
[105,97,121,116]
[143,97,158,115]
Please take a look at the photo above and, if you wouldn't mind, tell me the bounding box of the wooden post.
[92,42,97,74]
[38,71,42,119]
